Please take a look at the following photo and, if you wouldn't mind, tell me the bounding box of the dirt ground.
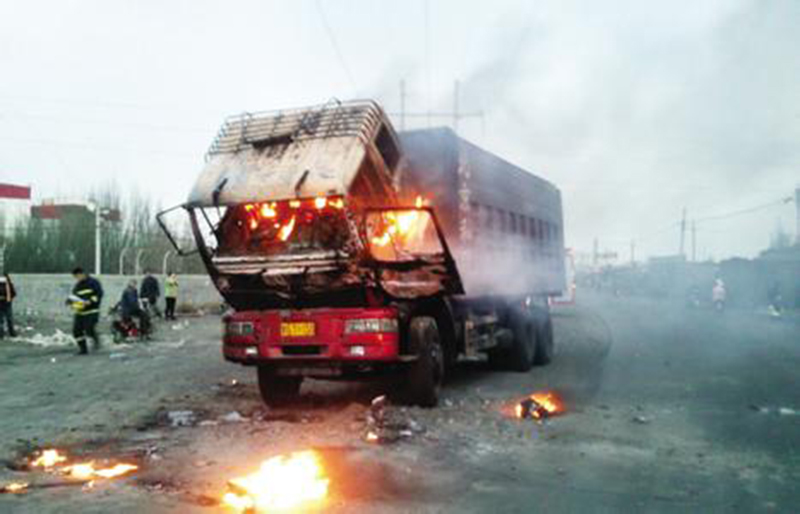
[1,294,798,513]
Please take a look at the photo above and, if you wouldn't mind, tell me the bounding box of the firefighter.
[0,272,17,339]
[140,270,161,318]
[69,267,104,354]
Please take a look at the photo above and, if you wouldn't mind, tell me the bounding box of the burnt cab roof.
[188,99,401,207]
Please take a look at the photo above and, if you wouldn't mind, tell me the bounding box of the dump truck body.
[159,100,565,407]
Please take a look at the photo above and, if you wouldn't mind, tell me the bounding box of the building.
[0,183,32,237]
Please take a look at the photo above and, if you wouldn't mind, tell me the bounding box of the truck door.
[363,207,464,298]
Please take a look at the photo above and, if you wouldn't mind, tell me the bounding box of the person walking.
[140,270,161,318]
[69,267,104,354]
[164,272,179,320]
[0,272,17,339]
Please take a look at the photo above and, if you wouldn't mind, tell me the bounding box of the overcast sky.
[0,0,797,260]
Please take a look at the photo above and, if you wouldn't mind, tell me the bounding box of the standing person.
[164,272,179,320]
[712,278,726,312]
[69,267,104,354]
[140,270,161,318]
[0,272,17,339]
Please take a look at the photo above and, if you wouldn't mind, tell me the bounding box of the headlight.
[227,321,254,336]
[344,318,398,334]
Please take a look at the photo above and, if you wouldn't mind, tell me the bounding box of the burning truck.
[159,100,565,407]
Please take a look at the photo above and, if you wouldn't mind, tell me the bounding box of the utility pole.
[593,237,599,268]
[391,80,484,136]
[691,220,696,262]
[93,203,102,275]
[679,207,687,258]
[630,239,635,265]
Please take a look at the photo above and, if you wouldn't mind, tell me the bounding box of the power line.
[694,196,793,224]
[315,0,358,96]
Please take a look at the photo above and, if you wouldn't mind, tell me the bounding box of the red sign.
[0,183,31,200]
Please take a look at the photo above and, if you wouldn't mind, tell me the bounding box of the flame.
[289,200,301,209]
[329,198,345,209]
[63,461,139,480]
[278,216,296,242]
[31,449,68,468]
[370,210,426,248]
[2,482,29,494]
[415,196,424,208]
[530,392,561,414]
[365,431,379,443]
[260,204,277,218]
[314,197,327,209]
[514,391,563,420]
[222,450,329,512]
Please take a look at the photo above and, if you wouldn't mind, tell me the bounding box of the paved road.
[1,294,797,513]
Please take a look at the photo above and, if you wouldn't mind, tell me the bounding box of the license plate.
[281,321,315,337]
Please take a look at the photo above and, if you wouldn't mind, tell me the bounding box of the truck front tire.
[257,366,302,407]
[403,316,444,408]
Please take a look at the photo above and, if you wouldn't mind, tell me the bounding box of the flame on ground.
[63,462,139,480]
[222,450,329,512]
[31,449,68,468]
[1,482,29,494]
[28,449,138,483]
[515,391,564,420]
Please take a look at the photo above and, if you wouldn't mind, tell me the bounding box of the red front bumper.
[222,307,400,364]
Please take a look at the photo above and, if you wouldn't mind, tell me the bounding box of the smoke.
[426,1,800,260]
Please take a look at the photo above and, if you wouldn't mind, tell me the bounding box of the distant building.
[0,183,32,237]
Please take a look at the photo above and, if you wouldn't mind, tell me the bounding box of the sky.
[0,0,798,261]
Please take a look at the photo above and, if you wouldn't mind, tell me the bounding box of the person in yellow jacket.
[164,272,179,320]
[68,267,104,355]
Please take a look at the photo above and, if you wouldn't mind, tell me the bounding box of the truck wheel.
[403,317,444,408]
[533,317,554,365]
[257,366,302,407]
[508,309,535,372]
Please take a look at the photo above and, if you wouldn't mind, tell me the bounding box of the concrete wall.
[8,274,223,320]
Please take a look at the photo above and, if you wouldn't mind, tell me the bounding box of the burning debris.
[221,450,329,513]
[363,395,423,444]
[514,392,564,421]
[1,448,139,494]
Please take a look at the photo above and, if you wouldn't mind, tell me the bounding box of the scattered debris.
[220,411,247,423]
[778,407,797,416]
[749,405,798,416]
[363,395,422,444]
[632,416,651,425]
[19,330,74,347]
[109,353,128,360]
[167,411,197,427]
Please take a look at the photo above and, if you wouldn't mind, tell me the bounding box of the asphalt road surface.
[1,293,798,513]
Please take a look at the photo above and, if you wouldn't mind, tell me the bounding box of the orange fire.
[278,216,297,242]
[1,482,29,494]
[63,462,139,480]
[370,197,430,249]
[31,449,68,468]
[515,391,563,420]
[28,449,138,484]
[222,450,329,512]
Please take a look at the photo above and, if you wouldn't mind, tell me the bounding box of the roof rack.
[204,99,386,162]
